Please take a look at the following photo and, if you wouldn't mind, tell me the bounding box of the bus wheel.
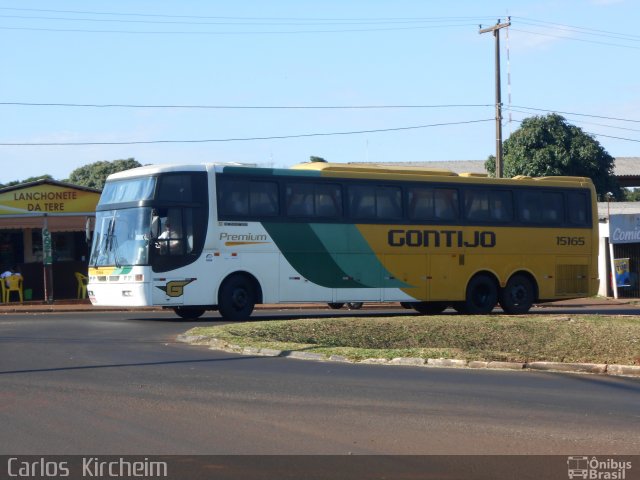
[412,302,447,315]
[218,274,256,321]
[464,274,498,314]
[327,303,345,309]
[499,274,535,314]
[173,307,206,320]
[346,302,363,310]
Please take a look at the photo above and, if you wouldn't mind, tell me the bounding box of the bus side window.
[568,191,588,225]
[407,187,434,220]
[464,190,489,221]
[286,183,314,217]
[519,192,538,223]
[519,191,563,224]
[376,187,402,219]
[250,181,279,216]
[541,192,564,223]
[316,184,342,218]
[491,191,513,222]
[349,185,376,219]
[218,180,249,216]
[434,188,458,221]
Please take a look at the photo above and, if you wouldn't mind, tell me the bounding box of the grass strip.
[187,314,640,364]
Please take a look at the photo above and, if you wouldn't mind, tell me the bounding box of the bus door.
[429,253,465,301]
[381,253,427,301]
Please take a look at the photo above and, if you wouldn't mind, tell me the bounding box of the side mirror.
[150,215,160,239]
[85,217,93,243]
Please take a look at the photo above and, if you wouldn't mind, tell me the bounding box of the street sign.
[42,227,53,265]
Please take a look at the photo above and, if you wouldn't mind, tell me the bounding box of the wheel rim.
[510,284,527,304]
[231,288,248,310]
[473,285,492,308]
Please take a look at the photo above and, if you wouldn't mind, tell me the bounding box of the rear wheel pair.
[458,273,535,315]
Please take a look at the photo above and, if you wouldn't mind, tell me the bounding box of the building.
[0,179,100,301]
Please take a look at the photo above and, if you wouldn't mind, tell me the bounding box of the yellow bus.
[88,161,598,319]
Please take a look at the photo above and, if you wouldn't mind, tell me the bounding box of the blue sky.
[0,0,638,183]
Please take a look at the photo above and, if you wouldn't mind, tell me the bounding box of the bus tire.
[173,307,206,320]
[412,302,447,315]
[464,274,498,314]
[346,302,363,310]
[499,274,535,314]
[328,303,345,309]
[218,274,256,321]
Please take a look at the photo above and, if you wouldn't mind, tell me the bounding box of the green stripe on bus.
[262,223,409,289]
[309,224,408,288]
[262,222,365,288]
[221,166,320,177]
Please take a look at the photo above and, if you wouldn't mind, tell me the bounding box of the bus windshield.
[90,207,152,267]
[98,177,156,206]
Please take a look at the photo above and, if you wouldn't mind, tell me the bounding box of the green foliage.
[485,114,622,199]
[309,156,327,163]
[65,158,141,190]
[624,188,640,202]
[0,174,54,189]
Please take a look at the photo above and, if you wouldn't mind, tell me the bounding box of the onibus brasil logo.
[567,456,632,479]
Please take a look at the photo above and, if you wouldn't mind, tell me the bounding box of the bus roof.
[106,161,594,189]
[107,163,212,181]
[291,161,594,187]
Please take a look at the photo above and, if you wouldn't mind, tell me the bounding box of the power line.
[510,105,640,124]
[3,101,639,126]
[0,102,493,110]
[514,16,640,42]
[0,13,495,27]
[0,24,480,35]
[2,8,639,46]
[0,7,498,22]
[588,132,640,143]
[507,108,640,133]
[0,118,494,146]
[510,27,640,50]
[508,116,640,143]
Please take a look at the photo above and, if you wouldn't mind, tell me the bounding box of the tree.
[309,156,327,163]
[0,174,54,189]
[485,114,621,199]
[624,188,640,202]
[66,158,141,190]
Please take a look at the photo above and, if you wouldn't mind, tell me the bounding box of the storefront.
[598,212,640,299]
[0,179,100,301]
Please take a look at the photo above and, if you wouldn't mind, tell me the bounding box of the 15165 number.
[556,236,585,246]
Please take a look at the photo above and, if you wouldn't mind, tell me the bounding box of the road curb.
[527,361,607,374]
[176,335,640,377]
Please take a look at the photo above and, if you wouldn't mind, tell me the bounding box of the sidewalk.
[0,297,634,314]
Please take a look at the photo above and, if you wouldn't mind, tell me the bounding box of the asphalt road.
[1,309,639,456]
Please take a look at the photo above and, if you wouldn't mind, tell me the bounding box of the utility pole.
[479,17,510,178]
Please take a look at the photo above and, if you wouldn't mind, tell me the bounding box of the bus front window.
[90,207,152,267]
